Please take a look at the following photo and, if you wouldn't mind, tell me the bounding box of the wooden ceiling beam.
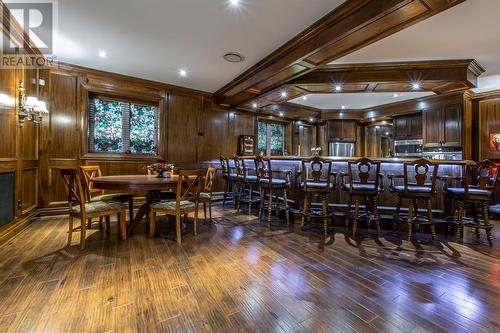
[214,0,465,107]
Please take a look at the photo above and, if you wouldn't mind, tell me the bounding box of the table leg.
[128,190,162,235]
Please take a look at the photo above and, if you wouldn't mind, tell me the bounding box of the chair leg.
[237,183,243,213]
[302,194,309,227]
[203,202,207,222]
[456,201,464,243]
[284,189,289,225]
[119,211,127,241]
[353,197,360,238]
[323,196,329,238]
[149,210,156,239]
[373,197,380,238]
[98,216,103,230]
[259,187,264,220]
[483,203,493,247]
[175,214,182,244]
[248,185,253,215]
[268,188,273,228]
[407,200,414,241]
[194,206,199,236]
[208,200,212,223]
[67,215,74,246]
[105,215,111,236]
[128,197,134,224]
[394,196,402,231]
[223,180,229,208]
[427,199,435,241]
[87,218,93,229]
[80,218,87,250]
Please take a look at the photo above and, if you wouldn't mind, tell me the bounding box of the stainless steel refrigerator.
[328,142,355,157]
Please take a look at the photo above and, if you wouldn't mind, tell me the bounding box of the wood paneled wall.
[477,95,500,161]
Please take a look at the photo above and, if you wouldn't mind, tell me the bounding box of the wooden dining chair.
[80,166,134,223]
[61,169,127,250]
[200,167,217,223]
[149,169,205,243]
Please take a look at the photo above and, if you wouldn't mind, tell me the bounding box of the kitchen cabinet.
[327,120,357,142]
[393,113,422,140]
[423,104,462,147]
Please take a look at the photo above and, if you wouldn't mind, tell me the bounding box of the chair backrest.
[255,156,272,182]
[220,156,230,177]
[233,155,247,179]
[301,156,333,190]
[175,169,205,207]
[80,165,104,200]
[60,169,86,215]
[204,167,217,194]
[464,160,499,197]
[403,158,439,193]
[348,157,380,190]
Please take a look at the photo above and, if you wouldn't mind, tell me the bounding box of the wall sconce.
[18,80,49,127]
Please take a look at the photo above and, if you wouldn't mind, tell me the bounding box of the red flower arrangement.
[147,159,175,178]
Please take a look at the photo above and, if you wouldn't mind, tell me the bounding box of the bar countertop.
[238,156,474,165]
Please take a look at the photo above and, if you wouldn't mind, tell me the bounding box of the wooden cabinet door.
[423,108,442,147]
[409,113,422,138]
[327,120,343,141]
[342,120,357,142]
[394,116,408,140]
[443,105,462,146]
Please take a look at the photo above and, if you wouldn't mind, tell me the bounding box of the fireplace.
[0,172,15,227]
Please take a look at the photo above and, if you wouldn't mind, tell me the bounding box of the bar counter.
[222,156,473,215]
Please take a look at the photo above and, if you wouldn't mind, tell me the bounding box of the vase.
[159,170,172,178]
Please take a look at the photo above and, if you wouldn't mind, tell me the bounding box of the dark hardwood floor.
[0,205,499,333]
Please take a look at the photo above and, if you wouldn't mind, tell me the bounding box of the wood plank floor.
[0,205,499,333]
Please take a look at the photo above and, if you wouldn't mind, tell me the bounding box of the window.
[88,97,159,154]
[258,120,285,156]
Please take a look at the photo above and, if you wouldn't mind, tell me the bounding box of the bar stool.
[341,158,383,238]
[443,160,498,247]
[220,156,238,207]
[234,155,259,214]
[255,156,291,227]
[298,157,336,238]
[389,158,439,241]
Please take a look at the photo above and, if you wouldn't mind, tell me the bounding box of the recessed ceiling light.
[179,69,187,77]
[279,112,284,117]
[339,112,344,116]
[412,83,420,90]
[98,51,107,58]
[229,0,240,6]
[341,105,346,110]
[251,102,258,109]
[281,91,288,98]
[223,52,245,63]
[393,93,400,98]
[375,126,380,129]
[335,84,342,92]
[302,96,308,101]
[309,117,314,123]
[297,121,302,125]
[371,118,376,122]
[382,120,387,125]
[385,132,390,136]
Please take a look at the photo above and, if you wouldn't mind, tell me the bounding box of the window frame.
[257,119,286,156]
[87,94,160,156]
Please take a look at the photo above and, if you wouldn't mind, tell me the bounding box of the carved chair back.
[301,156,334,191]
[347,157,381,193]
[403,158,439,194]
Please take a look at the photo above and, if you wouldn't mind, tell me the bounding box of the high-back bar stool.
[443,160,498,247]
[255,156,290,227]
[389,158,439,241]
[234,155,259,214]
[299,157,336,238]
[341,158,383,237]
[220,156,238,207]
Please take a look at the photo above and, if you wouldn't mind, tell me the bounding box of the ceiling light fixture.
[412,83,420,90]
[98,51,107,58]
[341,105,346,110]
[371,118,376,122]
[393,93,400,98]
[179,69,187,77]
[309,117,314,123]
[229,0,240,6]
[339,112,344,116]
[302,96,308,101]
[281,91,288,98]
[279,112,284,117]
[251,102,258,109]
[223,52,245,63]
[335,84,342,92]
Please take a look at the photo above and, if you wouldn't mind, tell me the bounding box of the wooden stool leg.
[194,206,199,236]
[105,215,111,236]
[284,189,289,226]
[323,196,329,238]
[427,199,435,241]
[353,197,360,238]
[119,211,127,241]
[203,202,207,222]
[259,187,264,220]
[175,214,182,244]
[483,203,493,247]
[149,210,156,238]
[208,200,212,223]
[268,188,273,228]
[68,215,74,246]
[302,193,309,227]
[98,216,103,230]
[80,217,87,250]
[407,200,414,241]
[128,197,134,224]
[394,196,402,231]
[87,218,93,229]
[237,183,243,213]
[248,185,253,215]
[223,180,229,207]
[456,201,464,242]
[373,197,380,238]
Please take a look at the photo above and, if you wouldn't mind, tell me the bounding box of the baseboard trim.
[0,211,38,247]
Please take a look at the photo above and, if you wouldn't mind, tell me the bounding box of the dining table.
[91,175,182,234]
